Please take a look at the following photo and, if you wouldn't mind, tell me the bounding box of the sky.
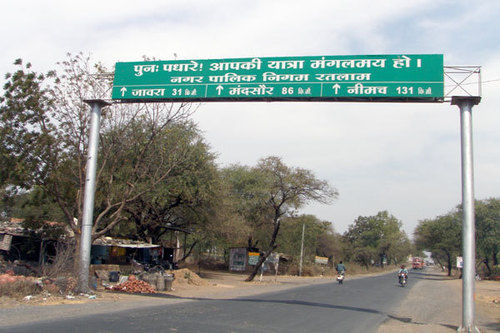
[1,0,499,236]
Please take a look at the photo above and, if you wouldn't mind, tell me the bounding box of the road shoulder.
[378,268,500,333]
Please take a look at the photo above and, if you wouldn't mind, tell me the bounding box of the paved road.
[1,272,414,333]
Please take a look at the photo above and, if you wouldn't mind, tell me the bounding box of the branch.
[177,240,198,263]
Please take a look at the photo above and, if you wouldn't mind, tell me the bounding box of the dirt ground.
[378,268,500,333]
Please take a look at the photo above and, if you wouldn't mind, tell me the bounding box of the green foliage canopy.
[343,211,411,267]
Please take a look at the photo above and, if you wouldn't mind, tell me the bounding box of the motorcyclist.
[398,265,408,283]
[336,261,346,275]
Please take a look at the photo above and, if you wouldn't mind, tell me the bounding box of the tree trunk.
[433,256,445,271]
[247,236,258,250]
[246,220,281,282]
[493,251,498,266]
[245,248,273,282]
[483,257,492,276]
[177,240,198,264]
[73,236,81,275]
[446,254,452,276]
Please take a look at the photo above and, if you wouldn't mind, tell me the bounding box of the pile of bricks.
[111,275,156,293]
[0,270,30,284]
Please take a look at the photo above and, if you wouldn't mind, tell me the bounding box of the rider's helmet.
[401,265,405,269]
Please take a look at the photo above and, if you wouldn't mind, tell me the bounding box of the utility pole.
[452,96,481,333]
[78,99,110,293]
[299,223,305,276]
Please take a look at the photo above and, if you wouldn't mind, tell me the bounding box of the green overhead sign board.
[112,54,444,103]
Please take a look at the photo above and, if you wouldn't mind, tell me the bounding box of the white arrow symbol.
[216,85,224,95]
[332,84,341,94]
[120,87,127,97]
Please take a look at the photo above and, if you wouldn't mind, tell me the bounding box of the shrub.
[40,243,75,278]
[0,279,42,299]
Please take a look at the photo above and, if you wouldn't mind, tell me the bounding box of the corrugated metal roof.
[93,237,161,248]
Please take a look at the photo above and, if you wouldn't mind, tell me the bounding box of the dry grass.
[283,262,398,277]
[0,280,42,299]
[40,243,75,279]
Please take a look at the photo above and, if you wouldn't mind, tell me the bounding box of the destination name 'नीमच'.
[347,83,388,95]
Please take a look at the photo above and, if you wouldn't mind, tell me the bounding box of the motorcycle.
[337,271,345,284]
[398,273,408,287]
[131,258,177,275]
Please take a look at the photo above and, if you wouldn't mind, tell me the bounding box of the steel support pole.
[299,223,305,276]
[451,96,481,333]
[78,99,110,292]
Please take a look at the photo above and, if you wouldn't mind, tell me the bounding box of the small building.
[1,219,176,270]
[90,237,164,266]
[0,218,72,266]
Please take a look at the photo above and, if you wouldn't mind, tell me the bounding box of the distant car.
[412,257,425,269]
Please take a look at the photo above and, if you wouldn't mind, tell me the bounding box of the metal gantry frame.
[452,96,481,333]
[80,64,482,332]
[444,65,482,101]
[444,65,482,332]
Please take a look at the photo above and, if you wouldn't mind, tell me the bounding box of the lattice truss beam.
[94,66,482,103]
[444,66,481,101]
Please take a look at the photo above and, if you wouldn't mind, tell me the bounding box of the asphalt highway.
[1,272,414,333]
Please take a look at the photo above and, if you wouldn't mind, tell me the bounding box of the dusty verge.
[378,268,500,333]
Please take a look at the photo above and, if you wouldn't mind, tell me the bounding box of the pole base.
[457,326,480,332]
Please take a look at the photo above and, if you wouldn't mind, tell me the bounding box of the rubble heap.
[111,275,156,293]
[0,270,30,284]
[173,268,207,287]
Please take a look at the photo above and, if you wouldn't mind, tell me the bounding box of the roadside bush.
[286,263,335,276]
[0,279,41,299]
[40,243,75,278]
[283,261,398,277]
[345,262,398,275]
[53,276,77,293]
[477,264,500,280]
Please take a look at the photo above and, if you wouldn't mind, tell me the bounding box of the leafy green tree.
[277,214,333,263]
[475,198,500,273]
[0,59,55,189]
[343,211,410,267]
[221,164,272,250]
[102,121,214,242]
[223,156,337,281]
[0,55,196,261]
[6,186,64,222]
[415,198,499,277]
[116,121,249,261]
[414,212,462,276]
[316,227,344,261]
